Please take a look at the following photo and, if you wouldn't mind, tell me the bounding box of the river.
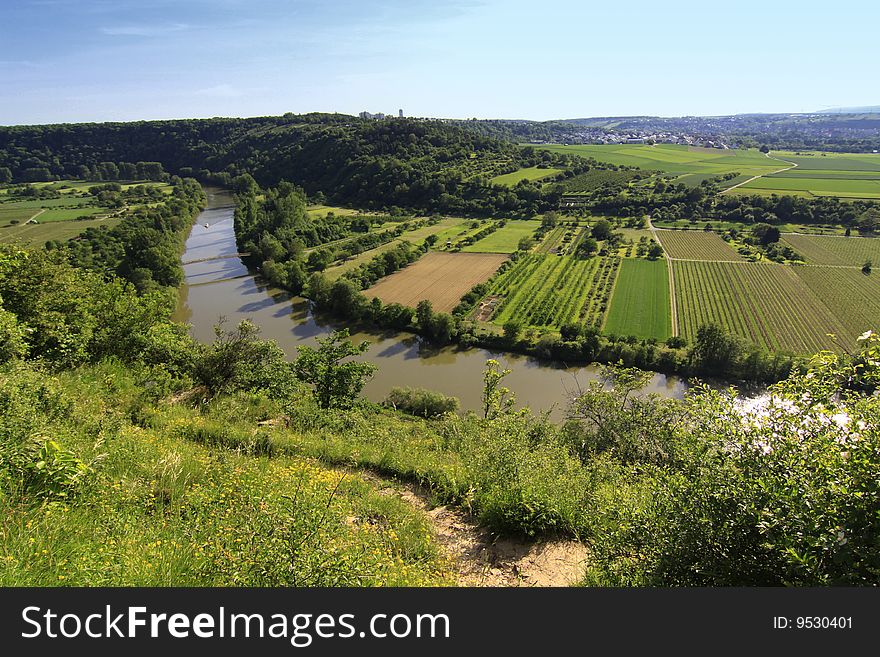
[173,189,688,416]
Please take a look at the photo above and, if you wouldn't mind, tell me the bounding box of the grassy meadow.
[462,220,538,253]
[0,179,170,246]
[727,150,880,199]
[531,143,783,180]
[604,259,671,341]
[490,166,562,186]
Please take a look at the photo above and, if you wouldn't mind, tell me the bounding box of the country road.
[719,152,798,194]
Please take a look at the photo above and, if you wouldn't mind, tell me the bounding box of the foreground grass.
[0,361,451,586]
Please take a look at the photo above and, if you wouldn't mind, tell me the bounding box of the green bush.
[384,386,460,418]
[0,364,88,498]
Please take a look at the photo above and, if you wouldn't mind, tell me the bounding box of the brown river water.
[172,189,687,417]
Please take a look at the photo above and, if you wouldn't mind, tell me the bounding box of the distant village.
[359,109,405,120]
[527,130,731,149]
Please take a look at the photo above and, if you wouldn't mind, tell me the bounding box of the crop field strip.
[792,267,880,340]
[462,220,538,253]
[0,216,123,245]
[738,176,880,199]
[324,221,475,279]
[532,143,782,178]
[487,254,619,329]
[536,225,566,254]
[604,259,671,341]
[490,166,562,187]
[654,230,745,261]
[673,261,852,353]
[781,234,880,267]
[561,169,640,193]
[365,251,508,312]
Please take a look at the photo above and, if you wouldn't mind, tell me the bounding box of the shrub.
[384,387,460,418]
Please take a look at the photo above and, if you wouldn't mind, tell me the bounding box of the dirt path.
[719,152,797,195]
[360,472,589,587]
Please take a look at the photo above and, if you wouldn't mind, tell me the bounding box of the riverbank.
[173,190,689,417]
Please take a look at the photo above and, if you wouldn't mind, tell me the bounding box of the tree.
[517,235,535,251]
[481,359,515,419]
[541,211,558,229]
[689,323,742,373]
[427,312,455,344]
[293,329,378,409]
[0,167,11,184]
[647,243,664,260]
[560,322,581,341]
[577,237,598,257]
[862,259,872,275]
[192,319,289,396]
[753,223,780,245]
[503,319,522,342]
[591,219,613,241]
[416,299,434,332]
[759,144,770,153]
[307,248,333,272]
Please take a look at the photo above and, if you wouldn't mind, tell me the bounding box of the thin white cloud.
[101,23,189,37]
[194,84,242,98]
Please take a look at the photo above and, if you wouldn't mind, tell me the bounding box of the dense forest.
[0,115,588,216]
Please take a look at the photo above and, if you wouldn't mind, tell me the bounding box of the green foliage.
[384,387,460,418]
[689,323,743,373]
[0,363,88,499]
[481,359,515,420]
[293,329,377,409]
[192,319,293,397]
[564,364,682,465]
[0,362,449,586]
[0,245,175,368]
[586,339,880,585]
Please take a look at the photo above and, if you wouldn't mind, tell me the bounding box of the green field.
[737,175,880,199]
[728,150,880,199]
[673,261,852,353]
[781,234,880,266]
[0,206,42,223]
[560,169,640,193]
[462,220,538,253]
[0,179,171,245]
[655,230,745,261]
[604,259,671,341]
[322,220,465,279]
[0,216,122,245]
[769,150,880,172]
[490,166,562,186]
[487,254,619,329]
[533,143,880,200]
[792,267,880,340]
[531,143,783,180]
[305,204,362,218]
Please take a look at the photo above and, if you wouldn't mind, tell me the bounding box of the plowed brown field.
[366,252,508,312]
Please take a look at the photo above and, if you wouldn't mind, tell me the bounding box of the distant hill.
[817,106,880,114]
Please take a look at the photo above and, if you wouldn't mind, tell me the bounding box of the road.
[719,152,798,194]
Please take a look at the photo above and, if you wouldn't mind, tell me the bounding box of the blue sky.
[1,0,877,125]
